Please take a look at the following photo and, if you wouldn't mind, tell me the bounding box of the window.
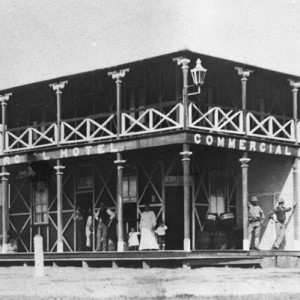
[122,174,137,202]
[33,183,49,225]
[77,166,93,189]
[209,171,227,215]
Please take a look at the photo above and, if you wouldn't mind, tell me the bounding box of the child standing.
[155,221,168,250]
[128,227,140,251]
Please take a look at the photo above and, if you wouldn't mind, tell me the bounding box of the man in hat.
[269,198,296,250]
[248,195,265,250]
[95,202,115,251]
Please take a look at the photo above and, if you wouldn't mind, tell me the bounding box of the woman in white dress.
[139,204,159,250]
[85,208,93,250]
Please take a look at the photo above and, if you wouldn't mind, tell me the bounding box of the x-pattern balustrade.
[188,103,244,135]
[2,102,298,153]
[5,123,58,152]
[246,112,295,142]
[189,103,296,143]
[121,102,184,136]
[60,114,117,144]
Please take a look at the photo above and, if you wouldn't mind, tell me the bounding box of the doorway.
[75,191,93,251]
[165,186,184,250]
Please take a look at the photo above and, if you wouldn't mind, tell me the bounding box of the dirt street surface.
[0,266,300,299]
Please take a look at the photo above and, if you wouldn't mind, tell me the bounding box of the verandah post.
[239,153,251,250]
[0,93,11,253]
[1,169,9,253]
[235,67,252,134]
[49,81,68,145]
[114,153,126,252]
[289,79,300,249]
[54,160,65,253]
[180,143,192,251]
[108,68,129,139]
[108,68,129,252]
[174,57,190,130]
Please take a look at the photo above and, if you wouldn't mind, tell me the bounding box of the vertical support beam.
[288,80,300,143]
[54,160,65,253]
[235,68,253,134]
[0,93,11,253]
[288,80,300,249]
[174,57,191,129]
[180,143,192,251]
[293,158,300,249]
[114,152,126,252]
[0,93,12,154]
[49,81,68,145]
[239,154,251,250]
[1,170,9,253]
[108,69,129,138]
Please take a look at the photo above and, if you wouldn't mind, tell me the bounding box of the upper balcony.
[2,100,297,154]
[0,52,298,155]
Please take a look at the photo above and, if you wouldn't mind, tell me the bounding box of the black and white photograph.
[0,0,300,299]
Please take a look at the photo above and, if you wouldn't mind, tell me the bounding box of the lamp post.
[174,57,207,251]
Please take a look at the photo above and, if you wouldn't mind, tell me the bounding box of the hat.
[277,198,284,203]
[251,196,258,202]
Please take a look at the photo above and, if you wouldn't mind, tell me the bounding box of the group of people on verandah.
[73,203,168,251]
[248,195,297,250]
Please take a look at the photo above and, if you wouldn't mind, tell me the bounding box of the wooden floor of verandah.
[1,250,300,268]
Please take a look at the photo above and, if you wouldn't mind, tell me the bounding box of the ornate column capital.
[235,67,253,80]
[180,150,193,162]
[114,159,126,169]
[108,69,130,83]
[0,93,12,105]
[49,81,68,94]
[54,165,65,175]
[288,79,300,92]
[239,157,251,167]
[173,57,191,70]
[0,172,10,179]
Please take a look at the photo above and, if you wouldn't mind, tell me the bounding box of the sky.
[0,0,299,91]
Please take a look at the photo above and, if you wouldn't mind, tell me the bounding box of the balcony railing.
[61,113,117,145]
[188,103,244,135]
[2,102,297,154]
[121,101,183,137]
[6,123,58,152]
[246,112,295,142]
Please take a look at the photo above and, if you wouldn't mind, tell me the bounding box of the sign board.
[164,176,194,186]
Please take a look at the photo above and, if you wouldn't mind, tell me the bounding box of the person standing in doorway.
[73,206,85,251]
[139,203,159,250]
[248,196,265,250]
[85,208,93,250]
[269,198,296,250]
[95,202,115,251]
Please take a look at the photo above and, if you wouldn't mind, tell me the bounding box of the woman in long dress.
[139,204,159,250]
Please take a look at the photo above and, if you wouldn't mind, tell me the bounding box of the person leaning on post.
[248,195,265,250]
[268,198,296,250]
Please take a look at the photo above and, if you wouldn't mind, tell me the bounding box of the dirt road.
[0,266,300,299]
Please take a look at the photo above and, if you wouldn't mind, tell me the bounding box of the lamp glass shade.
[191,58,207,86]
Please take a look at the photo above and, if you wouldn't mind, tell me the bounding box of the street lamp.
[191,59,207,85]
[189,58,207,95]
